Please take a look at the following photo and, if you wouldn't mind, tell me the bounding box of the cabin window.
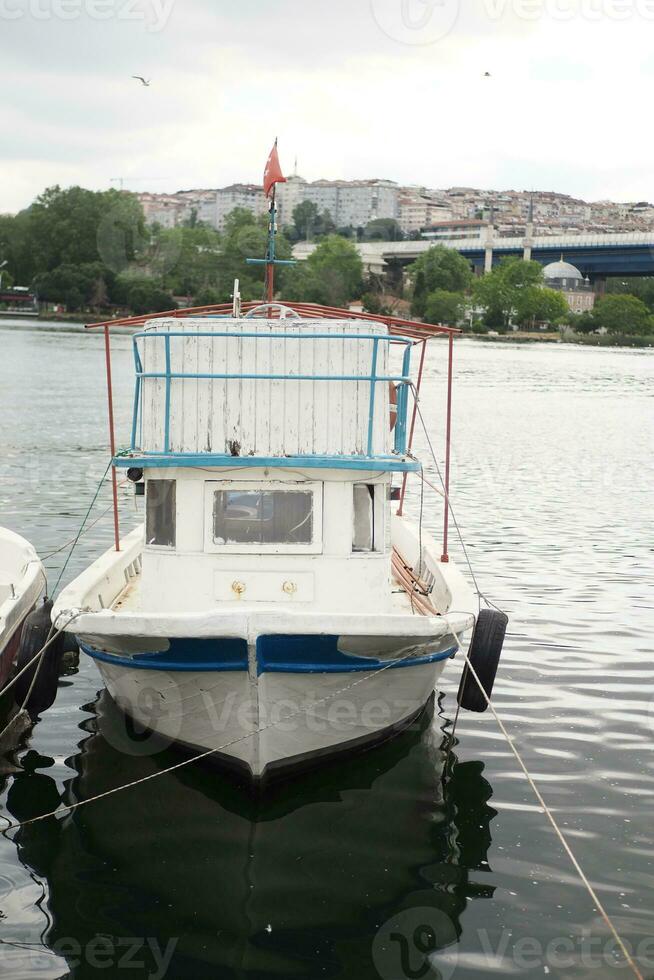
[352,484,375,552]
[146,479,176,548]
[205,481,322,554]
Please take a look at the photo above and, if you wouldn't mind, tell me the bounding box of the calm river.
[0,319,652,979]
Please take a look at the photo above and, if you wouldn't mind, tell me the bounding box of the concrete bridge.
[293,231,654,284]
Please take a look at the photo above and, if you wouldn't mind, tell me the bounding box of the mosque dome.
[543,259,584,281]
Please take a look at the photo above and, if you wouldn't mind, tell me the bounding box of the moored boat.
[0,527,44,693]
[52,145,504,782]
[52,301,482,780]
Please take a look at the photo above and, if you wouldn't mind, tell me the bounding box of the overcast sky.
[2,0,653,212]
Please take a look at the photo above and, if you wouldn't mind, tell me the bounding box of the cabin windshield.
[205,481,323,554]
[213,489,313,546]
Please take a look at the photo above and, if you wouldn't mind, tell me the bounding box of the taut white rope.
[446,622,644,980]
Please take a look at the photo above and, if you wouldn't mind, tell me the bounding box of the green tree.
[409,246,473,316]
[127,281,175,315]
[567,310,597,334]
[286,235,363,306]
[363,218,404,242]
[27,185,145,274]
[473,257,546,327]
[535,287,569,325]
[193,287,222,307]
[605,276,654,311]
[592,294,652,334]
[159,225,223,296]
[0,186,145,288]
[213,208,292,301]
[514,285,569,326]
[293,201,319,241]
[423,289,465,326]
[32,262,115,307]
[64,286,83,312]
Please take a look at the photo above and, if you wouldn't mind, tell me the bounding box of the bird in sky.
[132,76,151,87]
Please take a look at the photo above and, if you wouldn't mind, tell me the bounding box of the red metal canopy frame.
[88,302,457,564]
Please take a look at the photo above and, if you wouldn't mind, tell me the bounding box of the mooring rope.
[0,636,448,833]
[0,615,79,706]
[445,623,644,980]
[0,394,642,975]
[1,617,642,975]
[52,461,112,595]
[411,391,503,615]
[409,382,642,978]
[0,615,80,745]
[41,500,119,562]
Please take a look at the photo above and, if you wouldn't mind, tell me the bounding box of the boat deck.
[108,568,436,618]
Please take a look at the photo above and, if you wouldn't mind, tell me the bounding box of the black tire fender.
[14,599,64,717]
[457,608,508,713]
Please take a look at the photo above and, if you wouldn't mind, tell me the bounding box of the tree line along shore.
[1,185,653,346]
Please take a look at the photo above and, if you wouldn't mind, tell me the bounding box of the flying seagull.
[132,75,151,87]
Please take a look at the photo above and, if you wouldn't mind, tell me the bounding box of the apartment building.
[214,184,267,230]
[397,190,453,234]
[276,177,399,229]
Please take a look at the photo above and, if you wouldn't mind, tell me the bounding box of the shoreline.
[2,314,653,349]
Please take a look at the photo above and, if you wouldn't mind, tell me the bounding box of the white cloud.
[1,0,653,211]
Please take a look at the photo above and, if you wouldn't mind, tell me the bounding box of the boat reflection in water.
[7,692,497,979]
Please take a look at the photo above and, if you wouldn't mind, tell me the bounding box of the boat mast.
[265,185,277,304]
[246,139,295,303]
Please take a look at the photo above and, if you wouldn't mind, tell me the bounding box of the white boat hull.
[56,521,477,780]
[92,652,450,779]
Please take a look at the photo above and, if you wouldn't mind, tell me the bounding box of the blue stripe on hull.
[256,634,456,673]
[79,637,248,672]
[79,635,456,673]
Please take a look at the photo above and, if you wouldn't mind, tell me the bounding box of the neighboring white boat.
[52,299,485,781]
[0,527,44,691]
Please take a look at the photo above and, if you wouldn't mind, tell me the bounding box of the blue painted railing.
[130,328,414,461]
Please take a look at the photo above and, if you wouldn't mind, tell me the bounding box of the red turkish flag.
[263,141,286,198]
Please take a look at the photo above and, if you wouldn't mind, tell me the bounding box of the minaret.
[484,203,495,274]
[523,192,534,262]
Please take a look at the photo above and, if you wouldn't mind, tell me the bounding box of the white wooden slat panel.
[142,323,164,452]
[371,339,387,456]
[168,326,186,452]
[297,324,315,454]
[254,324,271,454]
[139,316,391,458]
[311,320,329,456]
[282,320,301,456]
[224,329,242,455]
[355,336,371,455]
[177,327,198,453]
[239,327,257,455]
[341,333,357,456]
[137,333,147,450]
[325,333,342,455]
[209,331,226,454]
[268,324,286,456]
[196,329,212,454]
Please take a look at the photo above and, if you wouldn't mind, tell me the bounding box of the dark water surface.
[0,319,652,979]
